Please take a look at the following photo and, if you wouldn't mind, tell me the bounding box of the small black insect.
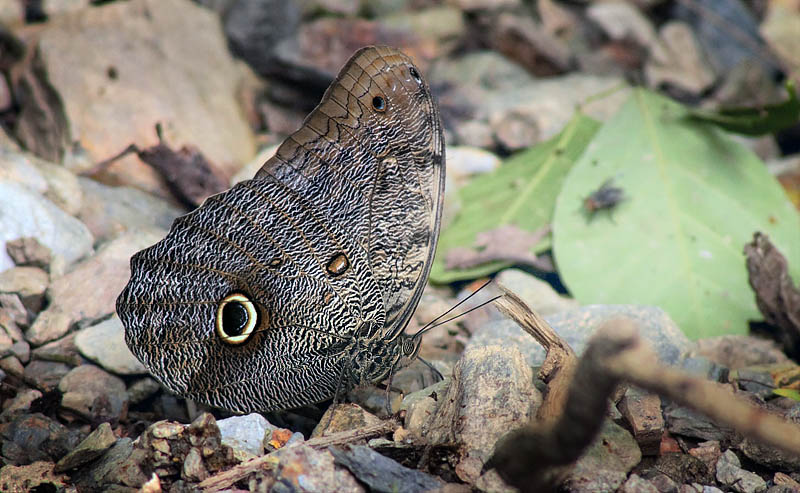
[583,178,625,221]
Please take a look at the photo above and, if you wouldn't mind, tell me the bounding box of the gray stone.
[621,474,660,493]
[680,356,727,382]
[0,181,93,273]
[273,445,364,493]
[23,360,72,392]
[31,333,84,366]
[424,345,540,484]
[0,266,49,311]
[665,404,735,443]
[587,2,657,48]
[563,420,642,493]
[400,378,450,435]
[0,389,43,421]
[330,444,445,493]
[127,377,161,405]
[77,178,183,244]
[715,450,767,493]
[690,335,789,369]
[74,315,146,375]
[30,158,83,217]
[54,422,117,472]
[58,364,128,422]
[469,304,690,368]
[217,413,272,460]
[10,340,30,363]
[26,230,163,345]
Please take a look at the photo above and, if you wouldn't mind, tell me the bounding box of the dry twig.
[198,420,397,492]
[486,291,800,493]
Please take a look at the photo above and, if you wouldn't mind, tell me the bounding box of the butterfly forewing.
[117,46,445,413]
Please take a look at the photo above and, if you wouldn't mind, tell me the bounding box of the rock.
[77,177,182,243]
[496,269,580,316]
[74,315,146,375]
[761,2,800,73]
[587,2,657,49]
[665,402,735,443]
[739,436,800,472]
[54,422,117,472]
[300,0,360,16]
[58,364,129,422]
[31,333,85,366]
[223,0,302,78]
[621,473,659,493]
[31,0,255,194]
[400,378,450,436]
[618,387,664,456]
[0,149,49,193]
[10,340,29,363]
[273,444,365,493]
[470,304,690,368]
[485,12,572,77]
[0,266,49,312]
[5,237,52,270]
[79,437,149,490]
[313,403,383,437]
[23,359,72,391]
[1,293,30,332]
[0,388,42,421]
[0,461,68,493]
[563,419,642,492]
[383,6,466,48]
[331,444,445,492]
[645,22,716,94]
[30,158,84,216]
[680,356,727,382]
[690,336,789,369]
[217,413,272,460]
[688,440,722,474]
[127,377,161,405]
[26,230,163,345]
[644,453,714,486]
[0,413,85,465]
[732,367,774,399]
[489,108,540,151]
[423,345,540,484]
[0,181,93,273]
[715,450,767,493]
[42,0,94,17]
[446,145,502,184]
[0,355,24,377]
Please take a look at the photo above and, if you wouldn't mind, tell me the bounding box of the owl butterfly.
[117,46,445,413]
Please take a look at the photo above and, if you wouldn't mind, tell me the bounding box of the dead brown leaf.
[445,224,553,272]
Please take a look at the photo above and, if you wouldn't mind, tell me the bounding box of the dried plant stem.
[487,290,800,493]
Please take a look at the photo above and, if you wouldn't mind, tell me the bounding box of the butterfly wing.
[117,46,444,412]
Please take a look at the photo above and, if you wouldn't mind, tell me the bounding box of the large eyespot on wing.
[253,45,446,339]
[116,175,384,413]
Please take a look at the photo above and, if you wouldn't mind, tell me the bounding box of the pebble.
[23,360,71,391]
[126,377,161,405]
[620,473,659,493]
[217,413,273,460]
[0,413,85,465]
[74,315,146,375]
[0,266,49,312]
[690,336,790,369]
[496,268,580,315]
[58,364,129,422]
[5,237,52,270]
[715,450,767,493]
[618,387,664,456]
[0,181,93,273]
[423,344,540,485]
[273,444,365,493]
[0,461,67,492]
[77,177,183,244]
[331,444,445,493]
[54,422,117,472]
[563,420,642,492]
[30,333,85,367]
[469,304,691,368]
[26,230,163,346]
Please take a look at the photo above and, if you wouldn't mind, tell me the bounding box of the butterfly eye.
[216,293,258,345]
[372,95,386,112]
[409,66,421,83]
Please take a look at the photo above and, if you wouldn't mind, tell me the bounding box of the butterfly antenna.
[412,279,498,338]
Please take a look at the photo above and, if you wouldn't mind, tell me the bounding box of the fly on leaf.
[583,178,624,222]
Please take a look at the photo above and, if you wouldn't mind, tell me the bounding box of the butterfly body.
[117,46,445,413]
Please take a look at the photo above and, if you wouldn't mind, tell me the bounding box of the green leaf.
[430,113,601,283]
[774,388,800,401]
[688,80,800,136]
[553,88,800,339]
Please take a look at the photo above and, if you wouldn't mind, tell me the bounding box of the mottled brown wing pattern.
[117,46,444,413]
